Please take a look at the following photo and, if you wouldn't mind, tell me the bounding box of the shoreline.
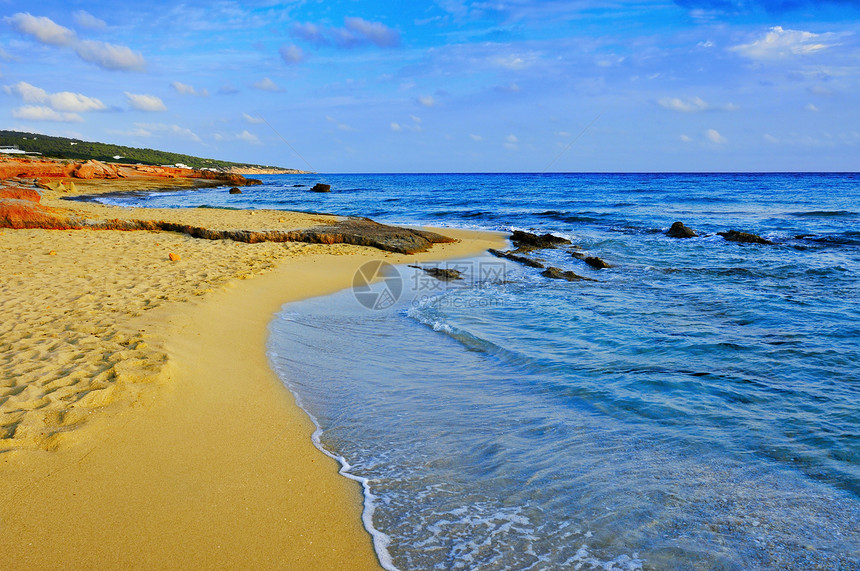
[0,174,507,568]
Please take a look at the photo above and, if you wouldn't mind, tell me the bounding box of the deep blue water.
[88,173,860,570]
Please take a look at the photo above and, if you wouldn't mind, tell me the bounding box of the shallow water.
[93,173,860,569]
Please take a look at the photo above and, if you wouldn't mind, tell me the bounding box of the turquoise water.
[86,173,860,569]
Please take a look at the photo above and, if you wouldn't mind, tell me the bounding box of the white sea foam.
[266,344,400,571]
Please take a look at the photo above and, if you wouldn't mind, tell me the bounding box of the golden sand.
[0,184,506,569]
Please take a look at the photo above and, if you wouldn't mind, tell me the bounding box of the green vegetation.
[0,130,286,171]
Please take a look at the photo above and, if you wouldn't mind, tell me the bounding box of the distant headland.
[0,130,312,174]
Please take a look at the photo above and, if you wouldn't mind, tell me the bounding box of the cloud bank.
[5,12,145,71]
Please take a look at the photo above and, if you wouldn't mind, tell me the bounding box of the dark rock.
[408,265,463,281]
[718,230,773,245]
[488,248,546,268]
[228,187,242,194]
[666,221,698,239]
[541,267,595,281]
[585,256,611,269]
[510,230,571,252]
[310,183,331,193]
[292,184,305,187]
[570,251,586,260]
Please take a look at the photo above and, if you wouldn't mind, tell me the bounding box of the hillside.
[0,130,306,173]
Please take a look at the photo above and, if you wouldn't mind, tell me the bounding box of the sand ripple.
[0,225,351,454]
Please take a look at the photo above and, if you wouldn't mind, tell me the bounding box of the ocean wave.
[789,210,858,218]
[535,210,600,223]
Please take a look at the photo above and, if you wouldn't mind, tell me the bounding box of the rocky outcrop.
[0,157,77,179]
[0,201,454,254]
[666,221,697,239]
[510,230,571,252]
[585,256,611,269]
[229,187,242,194]
[488,248,546,268]
[541,267,594,282]
[409,265,463,281]
[1,157,261,188]
[74,160,119,180]
[718,230,773,245]
[0,198,72,229]
[0,187,41,202]
[310,183,331,193]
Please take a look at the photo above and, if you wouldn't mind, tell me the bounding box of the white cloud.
[125,92,167,112]
[5,13,75,46]
[4,81,47,102]
[172,81,208,96]
[806,103,820,112]
[4,81,106,113]
[731,27,833,61]
[236,130,261,145]
[680,134,693,143]
[764,134,780,143]
[134,122,201,142]
[390,116,422,133]
[326,116,356,132]
[292,17,399,49]
[470,134,483,142]
[342,17,399,48]
[75,40,146,71]
[418,95,436,107]
[706,129,727,144]
[494,54,534,70]
[659,96,709,112]
[658,96,738,113]
[12,105,82,122]
[6,13,145,71]
[280,44,304,64]
[253,77,283,92]
[243,113,265,124]
[73,10,106,30]
[505,134,519,150]
[48,91,107,112]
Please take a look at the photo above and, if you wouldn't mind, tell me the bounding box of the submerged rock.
[541,267,595,282]
[666,221,698,239]
[718,230,773,245]
[310,183,331,193]
[488,248,546,268]
[585,256,611,269]
[510,230,571,252]
[408,265,463,281]
[228,187,242,194]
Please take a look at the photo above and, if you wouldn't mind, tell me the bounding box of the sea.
[83,173,859,570]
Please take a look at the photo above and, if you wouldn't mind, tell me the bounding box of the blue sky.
[1,1,858,172]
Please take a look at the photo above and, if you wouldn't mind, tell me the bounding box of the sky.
[1,1,858,172]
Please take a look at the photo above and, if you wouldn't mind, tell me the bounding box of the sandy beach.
[0,175,505,568]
